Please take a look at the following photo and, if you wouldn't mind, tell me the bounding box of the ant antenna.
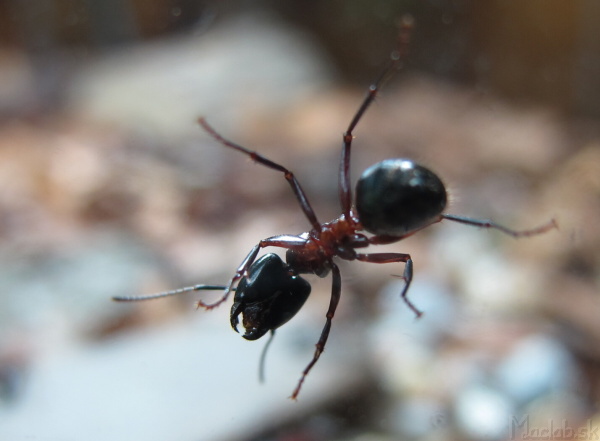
[112,285,228,302]
[258,330,276,384]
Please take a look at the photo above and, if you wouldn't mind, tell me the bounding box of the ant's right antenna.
[112,285,228,302]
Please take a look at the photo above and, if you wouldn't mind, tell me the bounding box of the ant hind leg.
[442,214,558,238]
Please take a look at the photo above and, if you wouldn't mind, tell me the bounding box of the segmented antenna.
[112,285,228,302]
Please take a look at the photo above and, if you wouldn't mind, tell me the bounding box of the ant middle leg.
[355,252,422,318]
[339,15,414,218]
[198,118,321,233]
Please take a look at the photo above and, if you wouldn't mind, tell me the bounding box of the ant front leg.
[198,118,322,233]
[197,234,308,310]
[290,261,342,400]
[356,252,422,318]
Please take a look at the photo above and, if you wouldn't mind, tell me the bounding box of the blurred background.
[0,1,598,440]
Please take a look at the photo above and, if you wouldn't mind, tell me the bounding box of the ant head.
[355,159,447,236]
[230,253,311,340]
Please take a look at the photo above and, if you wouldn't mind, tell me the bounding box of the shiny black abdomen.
[355,159,447,236]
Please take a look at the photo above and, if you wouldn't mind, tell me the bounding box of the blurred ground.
[0,2,599,441]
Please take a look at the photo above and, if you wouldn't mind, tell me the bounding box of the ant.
[113,16,556,400]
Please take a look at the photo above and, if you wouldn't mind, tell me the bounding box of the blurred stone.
[66,12,334,139]
[454,384,515,440]
[495,335,578,405]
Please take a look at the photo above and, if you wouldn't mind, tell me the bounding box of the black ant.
[113,17,556,400]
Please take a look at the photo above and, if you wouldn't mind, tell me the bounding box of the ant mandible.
[113,16,557,400]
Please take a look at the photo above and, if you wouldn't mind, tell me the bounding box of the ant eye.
[355,159,447,236]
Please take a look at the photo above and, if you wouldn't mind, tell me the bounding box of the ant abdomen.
[355,159,447,236]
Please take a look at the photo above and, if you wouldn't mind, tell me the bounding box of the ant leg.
[356,252,422,318]
[368,228,421,245]
[197,234,308,310]
[198,118,321,233]
[339,15,414,218]
[442,214,558,238]
[290,261,342,400]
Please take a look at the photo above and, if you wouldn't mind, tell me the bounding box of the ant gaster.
[113,16,557,400]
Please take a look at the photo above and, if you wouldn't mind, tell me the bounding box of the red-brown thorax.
[286,214,369,277]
